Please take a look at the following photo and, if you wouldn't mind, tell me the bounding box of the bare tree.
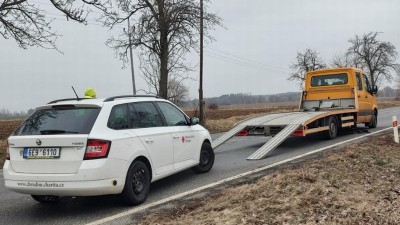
[0,0,100,50]
[288,48,326,86]
[101,0,222,99]
[346,32,400,87]
[331,52,363,68]
[167,78,189,105]
[138,50,190,104]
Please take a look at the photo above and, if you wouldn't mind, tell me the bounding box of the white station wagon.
[3,95,214,205]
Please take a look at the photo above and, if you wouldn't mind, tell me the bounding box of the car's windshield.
[13,107,101,136]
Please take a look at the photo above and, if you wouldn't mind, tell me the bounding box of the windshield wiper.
[40,130,79,135]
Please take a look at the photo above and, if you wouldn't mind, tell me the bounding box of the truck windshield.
[311,73,348,87]
[13,107,101,136]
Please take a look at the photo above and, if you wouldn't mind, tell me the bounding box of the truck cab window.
[363,75,371,92]
[356,73,363,90]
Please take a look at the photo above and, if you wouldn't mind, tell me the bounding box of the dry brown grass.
[138,133,400,225]
[379,99,400,109]
[184,105,297,120]
[0,120,23,140]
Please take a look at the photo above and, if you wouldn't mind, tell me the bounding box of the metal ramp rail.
[212,111,326,160]
[211,112,299,149]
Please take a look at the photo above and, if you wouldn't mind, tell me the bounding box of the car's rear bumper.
[2,159,127,196]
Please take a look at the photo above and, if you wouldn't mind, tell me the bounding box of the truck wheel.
[121,160,151,205]
[365,113,377,128]
[325,116,338,140]
[31,195,60,203]
[192,142,215,174]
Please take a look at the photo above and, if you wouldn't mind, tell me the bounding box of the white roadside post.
[393,116,399,143]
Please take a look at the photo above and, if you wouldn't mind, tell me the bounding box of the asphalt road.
[1,107,399,225]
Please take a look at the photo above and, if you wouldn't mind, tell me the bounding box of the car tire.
[192,142,215,174]
[31,195,60,203]
[365,113,377,128]
[121,160,150,205]
[325,116,338,140]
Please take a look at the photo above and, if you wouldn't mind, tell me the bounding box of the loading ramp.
[212,111,329,160]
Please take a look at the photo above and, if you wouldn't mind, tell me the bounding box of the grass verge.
[137,133,400,225]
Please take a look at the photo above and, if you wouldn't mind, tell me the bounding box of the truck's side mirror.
[371,85,378,94]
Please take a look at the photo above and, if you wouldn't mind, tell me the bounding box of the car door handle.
[144,138,154,144]
[172,135,180,140]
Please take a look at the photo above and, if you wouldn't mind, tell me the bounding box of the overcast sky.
[1,0,400,112]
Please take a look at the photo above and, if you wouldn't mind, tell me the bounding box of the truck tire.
[365,113,377,128]
[325,116,338,140]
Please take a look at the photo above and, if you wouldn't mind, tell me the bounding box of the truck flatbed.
[212,109,357,160]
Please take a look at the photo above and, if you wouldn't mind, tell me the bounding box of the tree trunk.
[158,0,168,99]
[159,44,169,99]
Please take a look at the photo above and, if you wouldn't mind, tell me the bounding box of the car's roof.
[40,96,169,110]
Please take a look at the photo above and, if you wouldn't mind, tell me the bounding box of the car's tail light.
[6,140,10,160]
[84,139,111,160]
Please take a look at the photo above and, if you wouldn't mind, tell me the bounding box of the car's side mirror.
[190,117,199,126]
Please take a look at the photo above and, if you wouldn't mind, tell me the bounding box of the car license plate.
[23,147,61,159]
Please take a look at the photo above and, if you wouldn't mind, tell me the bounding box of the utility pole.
[128,19,137,95]
[199,0,205,126]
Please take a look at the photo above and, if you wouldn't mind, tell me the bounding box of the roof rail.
[47,98,86,104]
[103,95,161,102]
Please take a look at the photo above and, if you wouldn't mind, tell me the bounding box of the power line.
[204,50,290,74]
[205,46,291,74]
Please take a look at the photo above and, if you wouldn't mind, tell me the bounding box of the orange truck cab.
[301,67,378,127]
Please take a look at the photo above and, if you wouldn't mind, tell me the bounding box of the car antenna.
[71,86,79,99]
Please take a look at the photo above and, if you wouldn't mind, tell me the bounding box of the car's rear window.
[310,73,348,87]
[13,107,101,136]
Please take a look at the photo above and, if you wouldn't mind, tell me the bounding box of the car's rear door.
[128,102,174,175]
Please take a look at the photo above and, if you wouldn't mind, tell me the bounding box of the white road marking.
[86,127,391,225]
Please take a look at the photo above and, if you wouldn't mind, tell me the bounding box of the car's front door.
[156,102,199,170]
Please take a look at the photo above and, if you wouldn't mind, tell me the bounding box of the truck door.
[356,72,373,123]
[362,74,374,121]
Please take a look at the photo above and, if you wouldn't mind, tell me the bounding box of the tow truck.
[212,67,378,160]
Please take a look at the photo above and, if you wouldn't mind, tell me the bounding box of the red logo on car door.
[181,136,186,143]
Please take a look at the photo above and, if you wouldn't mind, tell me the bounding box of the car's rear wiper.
[40,130,79,135]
